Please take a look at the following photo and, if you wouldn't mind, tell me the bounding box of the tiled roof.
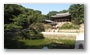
[51,12,71,18]
[44,20,53,23]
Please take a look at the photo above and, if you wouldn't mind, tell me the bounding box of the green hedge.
[60,23,80,29]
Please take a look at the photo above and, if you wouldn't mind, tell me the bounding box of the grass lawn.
[19,38,49,45]
[19,38,76,48]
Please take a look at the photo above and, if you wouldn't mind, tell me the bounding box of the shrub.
[36,32,44,39]
[17,29,44,40]
[60,23,80,29]
[28,30,44,39]
[29,23,45,32]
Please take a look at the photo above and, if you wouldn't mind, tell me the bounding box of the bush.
[29,23,45,32]
[36,32,44,39]
[60,23,80,29]
[17,29,44,40]
[28,30,44,39]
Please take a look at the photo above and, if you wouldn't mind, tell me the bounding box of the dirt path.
[41,32,77,40]
[41,32,78,35]
[41,32,84,40]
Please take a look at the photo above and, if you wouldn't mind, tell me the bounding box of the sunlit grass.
[19,38,76,46]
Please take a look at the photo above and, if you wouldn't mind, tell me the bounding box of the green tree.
[59,10,68,13]
[47,11,58,19]
[29,23,45,32]
[4,4,25,24]
[69,4,84,24]
[4,4,45,40]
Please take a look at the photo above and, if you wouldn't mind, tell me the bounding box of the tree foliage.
[59,10,68,13]
[4,4,45,41]
[45,10,68,20]
[4,4,45,31]
[46,11,59,19]
[69,4,84,24]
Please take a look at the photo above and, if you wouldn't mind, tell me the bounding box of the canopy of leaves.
[4,4,45,41]
[4,4,45,31]
[45,10,68,20]
[59,10,68,13]
[69,4,84,24]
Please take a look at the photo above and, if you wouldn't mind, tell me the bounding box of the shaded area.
[4,39,27,49]
[4,39,75,49]
[4,31,44,49]
[4,42,75,49]
[4,31,75,49]
[4,32,29,49]
[47,43,75,49]
[75,40,84,49]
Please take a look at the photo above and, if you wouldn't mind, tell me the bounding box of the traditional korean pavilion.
[51,12,71,22]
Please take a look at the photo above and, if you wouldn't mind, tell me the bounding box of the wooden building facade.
[51,12,71,22]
